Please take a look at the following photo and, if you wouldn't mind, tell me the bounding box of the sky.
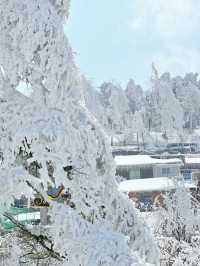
[66,0,200,89]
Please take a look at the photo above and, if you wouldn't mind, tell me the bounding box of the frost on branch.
[0,0,75,106]
[154,180,200,265]
[49,0,71,18]
[0,0,158,265]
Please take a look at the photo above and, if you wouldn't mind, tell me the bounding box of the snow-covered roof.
[115,155,182,167]
[118,178,196,193]
[185,157,200,164]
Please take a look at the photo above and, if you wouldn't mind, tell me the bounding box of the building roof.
[118,177,196,193]
[114,155,182,167]
[185,157,200,164]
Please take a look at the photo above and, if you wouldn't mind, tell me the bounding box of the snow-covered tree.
[79,75,108,129]
[0,1,158,265]
[125,79,144,113]
[99,82,132,133]
[146,66,184,135]
[172,73,200,130]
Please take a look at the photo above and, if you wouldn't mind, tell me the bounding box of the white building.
[115,155,182,180]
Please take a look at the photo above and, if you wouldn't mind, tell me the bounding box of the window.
[181,169,192,181]
[162,168,170,177]
[130,168,140,179]
[140,167,153,179]
[116,167,130,179]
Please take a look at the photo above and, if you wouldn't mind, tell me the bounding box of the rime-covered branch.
[3,212,65,262]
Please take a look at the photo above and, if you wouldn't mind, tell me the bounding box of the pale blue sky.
[66,0,200,89]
